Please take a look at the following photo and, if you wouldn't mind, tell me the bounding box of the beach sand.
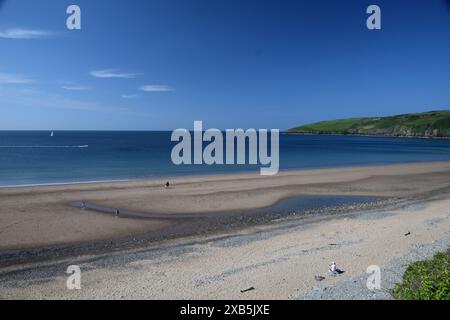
[0,161,450,299]
[1,161,450,251]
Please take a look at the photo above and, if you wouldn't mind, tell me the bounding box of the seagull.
[330,261,337,273]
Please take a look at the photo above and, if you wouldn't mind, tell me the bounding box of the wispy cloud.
[140,85,174,92]
[0,72,33,84]
[121,94,140,99]
[0,28,54,39]
[62,85,93,91]
[0,86,124,114]
[90,69,137,79]
[0,87,102,112]
[0,87,152,117]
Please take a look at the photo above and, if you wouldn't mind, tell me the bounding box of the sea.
[1,131,450,187]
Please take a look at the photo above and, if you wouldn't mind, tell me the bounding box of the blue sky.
[0,0,449,130]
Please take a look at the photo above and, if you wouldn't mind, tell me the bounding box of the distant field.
[288,110,450,138]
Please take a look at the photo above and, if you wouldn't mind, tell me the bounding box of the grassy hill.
[288,111,450,138]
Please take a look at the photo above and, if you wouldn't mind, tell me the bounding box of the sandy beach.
[1,161,450,299]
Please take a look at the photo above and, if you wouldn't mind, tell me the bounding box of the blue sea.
[1,131,450,187]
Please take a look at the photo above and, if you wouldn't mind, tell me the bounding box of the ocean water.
[1,131,450,186]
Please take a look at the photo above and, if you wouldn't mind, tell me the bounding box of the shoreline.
[0,179,132,189]
[2,158,450,189]
[1,161,450,298]
[284,132,450,140]
[1,161,450,267]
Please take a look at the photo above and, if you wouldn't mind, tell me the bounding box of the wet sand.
[0,185,449,299]
[1,161,450,268]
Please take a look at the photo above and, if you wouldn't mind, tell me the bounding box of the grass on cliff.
[392,248,450,300]
[288,110,450,134]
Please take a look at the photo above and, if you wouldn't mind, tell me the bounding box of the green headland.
[288,110,450,138]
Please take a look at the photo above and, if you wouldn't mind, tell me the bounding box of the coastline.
[1,158,450,189]
[284,132,450,140]
[1,182,449,299]
[1,161,450,266]
[0,179,132,189]
[1,161,450,298]
[3,132,450,188]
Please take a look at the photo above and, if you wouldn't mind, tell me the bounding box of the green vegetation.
[392,248,450,300]
[288,110,450,138]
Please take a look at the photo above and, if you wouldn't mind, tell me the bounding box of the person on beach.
[81,201,86,210]
[165,181,170,188]
[116,209,120,216]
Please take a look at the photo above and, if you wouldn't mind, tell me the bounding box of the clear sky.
[0,0,449,130]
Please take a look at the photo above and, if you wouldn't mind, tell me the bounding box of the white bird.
[330,261,337,273]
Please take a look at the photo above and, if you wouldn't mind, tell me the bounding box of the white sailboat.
[50,131,54,137]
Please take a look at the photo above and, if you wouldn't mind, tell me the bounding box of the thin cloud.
[0,87,151,117]
[62,85,93,91]
[0,72,33,84]
[90,69,137,79]
[0,28,54,39]
[121,94,140,99]
[140,85,174,92]
[0,87,110,112]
